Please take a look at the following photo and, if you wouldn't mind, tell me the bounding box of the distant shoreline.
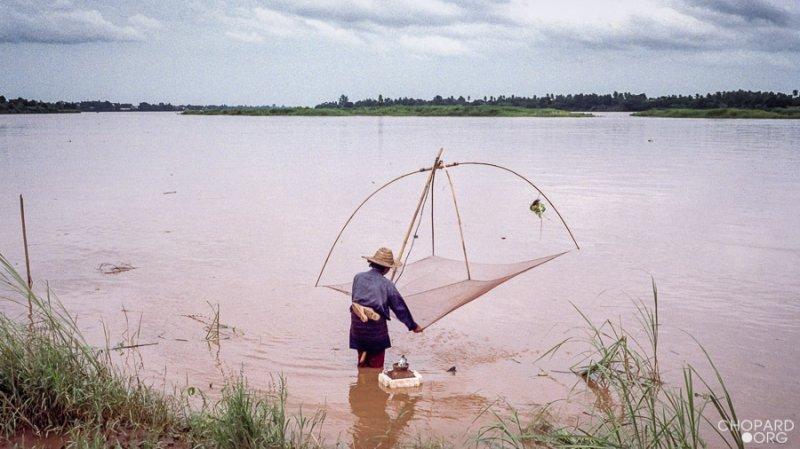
[181,105,593,117]
[632,108,800,119]
[4,107,800,119]
[4,90,799,117]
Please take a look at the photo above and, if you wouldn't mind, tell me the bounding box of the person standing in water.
[350,247,422,368]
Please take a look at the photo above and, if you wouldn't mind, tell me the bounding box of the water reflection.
[349,368,419,449]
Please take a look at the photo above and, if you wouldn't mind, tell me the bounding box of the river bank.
[181,105,593,117]
[632,108,800,119]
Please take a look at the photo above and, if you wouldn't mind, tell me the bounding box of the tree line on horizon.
[2,90,799,114]
[0,96,190,114]
[318,90,800,112]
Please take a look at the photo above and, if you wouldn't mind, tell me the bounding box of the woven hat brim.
[362,255,402,268]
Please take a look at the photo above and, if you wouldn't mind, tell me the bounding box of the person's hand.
[412,326,423,333]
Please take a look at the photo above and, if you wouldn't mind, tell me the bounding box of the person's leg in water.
[357,350,385,368]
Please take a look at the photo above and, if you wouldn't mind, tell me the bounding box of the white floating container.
[378,370,422,389]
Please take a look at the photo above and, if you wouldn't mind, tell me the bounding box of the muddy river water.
[1,112,799,447]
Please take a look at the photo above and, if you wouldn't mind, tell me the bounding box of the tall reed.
[475,279,744,449]
[0,253,324,447]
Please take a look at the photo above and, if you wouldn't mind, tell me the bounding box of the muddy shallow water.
[1,112,799,447]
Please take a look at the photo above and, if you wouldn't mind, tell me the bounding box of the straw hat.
[362,247,401,268]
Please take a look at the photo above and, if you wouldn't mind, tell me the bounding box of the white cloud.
[225,30,266,43]
[51,0,74,10]
[128,13,163,30]
[222,6,363,45]
[399,34,470,56]
[264,0,464,27]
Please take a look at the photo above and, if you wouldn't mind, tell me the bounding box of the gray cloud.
[681,0,792,27]
[520,11,707,52]
[260,0,468,29]
[670,0,800,54]
[3,0,799,58]
[523,0,800,55]
[0,1,148,44]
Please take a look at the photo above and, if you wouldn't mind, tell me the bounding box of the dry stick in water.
[109,342,159,351]
[19,194,33,327]
[204,302,221,343]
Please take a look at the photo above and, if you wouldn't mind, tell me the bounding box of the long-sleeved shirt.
[351,267,418,331]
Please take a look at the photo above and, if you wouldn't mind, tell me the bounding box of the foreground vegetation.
[0,253,323,448]
[632,108,800,119]
[182,105,591,117]
[0,252,743,448]
[474,281,744,449]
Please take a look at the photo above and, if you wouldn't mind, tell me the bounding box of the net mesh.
[326,252,567,329]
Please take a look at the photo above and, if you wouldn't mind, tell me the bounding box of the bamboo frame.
[314,167,433,287]
[314,151,580,287]
[443,165,471,279]
[390,148,444,281]
[450,161,580,250]
[430,160,437,255]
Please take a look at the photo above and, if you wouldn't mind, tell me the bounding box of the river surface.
[1,112,798,447]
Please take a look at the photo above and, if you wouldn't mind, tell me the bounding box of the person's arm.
[387,283,422,332]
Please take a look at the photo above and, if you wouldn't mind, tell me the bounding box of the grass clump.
[188,376,324,449]
[0,252,324,448]
[475,279,744,449]
[632,108,800,119]
[0,254,175,437]
[182,105,592,117]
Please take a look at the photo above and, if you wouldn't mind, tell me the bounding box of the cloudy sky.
[1,0,798,105]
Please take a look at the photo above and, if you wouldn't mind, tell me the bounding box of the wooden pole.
[314,168,427,287]
[391,148,444,281]
[19,195,33,323]
[453,162,580,250]
[430,160,437,255]
[443,166,471,279]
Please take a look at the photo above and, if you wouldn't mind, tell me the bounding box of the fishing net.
[317,152,578,330]
[325,251,566,329]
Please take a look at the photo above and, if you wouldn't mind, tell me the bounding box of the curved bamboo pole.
[391,148,444,281]
[450,161,580,250]
[314,168,429,286]
[443,166,471,279]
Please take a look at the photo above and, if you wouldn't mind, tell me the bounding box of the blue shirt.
[351,267,418,331]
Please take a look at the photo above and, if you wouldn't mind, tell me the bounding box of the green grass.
[182,105,592,117]
[474,279,744,449]
[188,376,324,449]
[632,107,800,119]
[0,255,176,437]
[0,253,324,448]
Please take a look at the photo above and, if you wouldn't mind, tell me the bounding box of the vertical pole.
[443,167,471,279]
[19,195,33,324]
[430,160,437,255]
[391,148,444,281]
